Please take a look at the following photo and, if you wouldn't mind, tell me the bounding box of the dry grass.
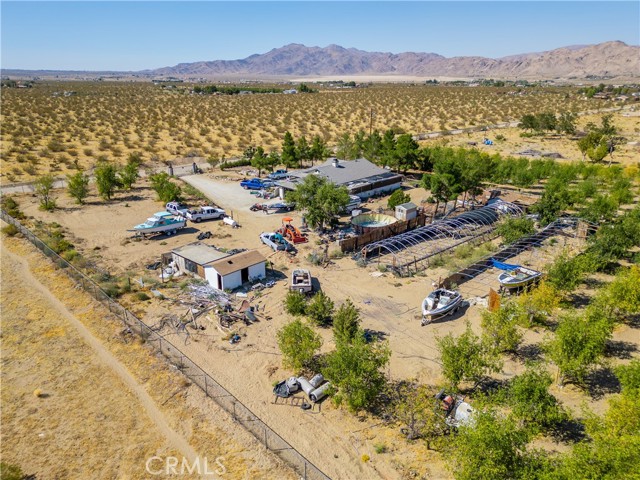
[1,237,296,479]
[0,82,621,183]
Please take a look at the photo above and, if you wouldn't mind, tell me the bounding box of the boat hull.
[421,289,463,325]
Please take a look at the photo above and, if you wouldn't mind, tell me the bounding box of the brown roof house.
[171,242,266,291]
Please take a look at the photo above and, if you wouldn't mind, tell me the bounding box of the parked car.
[240,178,274,190]
[268,169,289,180]
[185,206,226,222]
[166,201,189,217]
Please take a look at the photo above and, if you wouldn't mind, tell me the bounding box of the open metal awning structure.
[360,200,526,276]
[439,217,598,297]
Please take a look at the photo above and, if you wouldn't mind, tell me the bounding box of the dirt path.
[3,248,200,470]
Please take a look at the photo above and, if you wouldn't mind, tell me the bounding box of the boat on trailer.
[491,259,542,290]
[129,211,186,237]
[421,288,463,325]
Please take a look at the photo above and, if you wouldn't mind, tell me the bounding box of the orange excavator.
[277,217,308,244]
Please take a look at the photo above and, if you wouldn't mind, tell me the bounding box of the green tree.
[66,171,90,204]
[332,298,360,345]
[508,365,567,433]
[296,136,311,166]
[495,217,535,244]
[323,334,390,412]
[380,129,397,167]
[336,133,357,160]
[250,146,269,177]
[392,382,447,447]
[387,189,411,210]
[596,265,640,322]
[277,319,322,373]
[516,281,560,326]
[118,157,140,190]
[284,290,307,316]
[149,172,182,203]
[437,322,502,389]
[286,175,349,230]
[306,291,334,327]
[94,160,118,201]
[281,131,299,168]
[544,311,612,386]
[481,302,525,354]
[580,194,617,223]
[556,112,577,135]
[615,359,640,397]
[546,251,588,292]
[519,114,539,132]
[34,174,56,211]
[449,410,534,480]
[309,135,329,166]
[394,134,419,172]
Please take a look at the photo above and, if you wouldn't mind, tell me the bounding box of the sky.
[1,1,639,71]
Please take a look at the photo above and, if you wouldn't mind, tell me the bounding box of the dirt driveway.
[182,174,271,213]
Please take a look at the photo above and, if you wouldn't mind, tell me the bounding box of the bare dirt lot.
[8,170,637,478]
[1,238,296,479]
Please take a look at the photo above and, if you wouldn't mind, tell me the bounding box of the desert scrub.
[1,224,19,237]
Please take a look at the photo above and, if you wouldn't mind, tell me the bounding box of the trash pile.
[273,374,331,403]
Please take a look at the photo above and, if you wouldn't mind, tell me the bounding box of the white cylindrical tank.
[297,377,314,396]
[309,382,331,403]
[309,373,324,388]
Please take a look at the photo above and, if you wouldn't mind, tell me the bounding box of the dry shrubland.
[0,82,614,182]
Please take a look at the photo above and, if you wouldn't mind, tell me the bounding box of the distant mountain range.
[144,41,639,79]
[4,41,638,79]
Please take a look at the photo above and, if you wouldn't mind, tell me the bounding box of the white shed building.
[205,250,267,291]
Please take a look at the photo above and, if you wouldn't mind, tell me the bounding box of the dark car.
[240,178,274,190]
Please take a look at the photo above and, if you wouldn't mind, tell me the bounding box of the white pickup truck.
[185,206,226,223]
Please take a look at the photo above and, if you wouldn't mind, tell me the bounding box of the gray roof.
[172,242,229,265]
[396,202,418,210]
[278,158,401,190]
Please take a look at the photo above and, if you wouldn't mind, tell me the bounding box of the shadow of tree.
[583,367,620,400]
[605,339,638,359]
[549,418,587,444]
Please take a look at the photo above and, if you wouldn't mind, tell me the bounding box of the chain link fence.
[1,210,330,480]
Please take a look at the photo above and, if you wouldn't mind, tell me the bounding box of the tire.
[165,230,172,236]
[195,218,202,223]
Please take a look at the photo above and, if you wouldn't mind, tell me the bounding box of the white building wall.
[221,270,243,290]
[248,263,266,281]
[204,266,217,288]
[172,253,187,273]
[352,181,403,199]
[205,263,267,291]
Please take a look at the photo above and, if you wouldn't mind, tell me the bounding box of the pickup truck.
[240,178,275,190]
[185,206,226,223]
[260,232,294,252]
[268,169,289,180]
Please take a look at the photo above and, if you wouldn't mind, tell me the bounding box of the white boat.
[290,269,312,293]
[491,259,542,289]
[130,211,186,236]
[421,288,462,325]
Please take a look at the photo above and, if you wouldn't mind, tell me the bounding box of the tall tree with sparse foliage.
[333,298,361,345]
[286,175,349,230]
[67,172,90,204]
[34,174,56,211]
[94,160,118,201]
[277,319,322,373]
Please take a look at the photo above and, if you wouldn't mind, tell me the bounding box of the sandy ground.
[422,110,640,166]
[1,237,297,479]
[9,171,638,478]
